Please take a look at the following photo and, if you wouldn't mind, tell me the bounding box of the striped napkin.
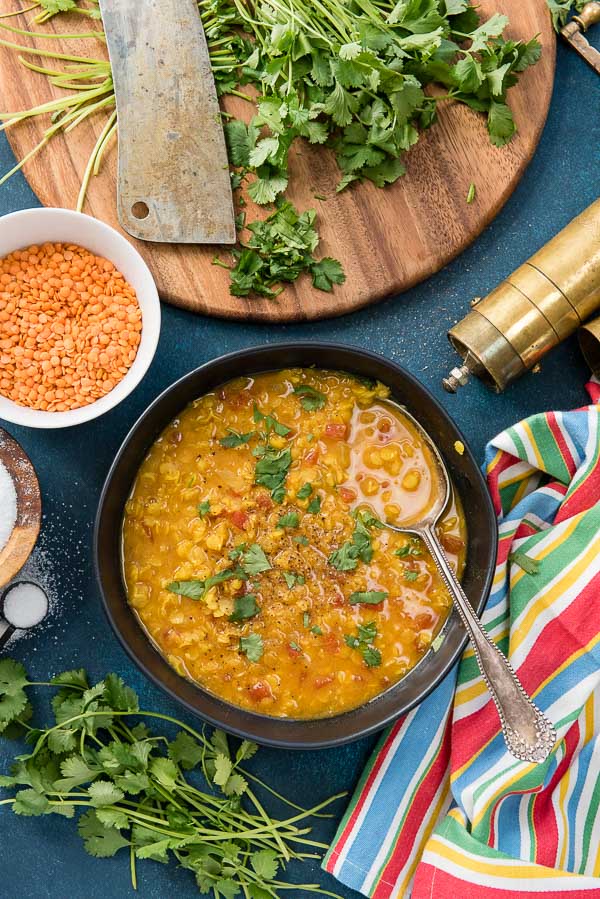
[324,382,600,898]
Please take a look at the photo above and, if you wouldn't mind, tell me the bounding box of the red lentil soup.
[122,369,467,718]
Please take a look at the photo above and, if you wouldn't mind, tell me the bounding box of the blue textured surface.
[0,30,598,899]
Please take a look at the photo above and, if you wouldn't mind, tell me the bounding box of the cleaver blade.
[98,0,236,244]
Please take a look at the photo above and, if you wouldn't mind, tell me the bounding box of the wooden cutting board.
[0,1,555,322]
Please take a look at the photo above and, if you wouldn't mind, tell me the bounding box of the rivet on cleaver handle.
[98,0,236,244]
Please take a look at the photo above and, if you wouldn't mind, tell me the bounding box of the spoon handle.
[0,619,15,651]
[420,527,556,763]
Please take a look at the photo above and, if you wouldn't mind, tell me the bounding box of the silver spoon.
[380,402,556,764]
[0,581,49,650]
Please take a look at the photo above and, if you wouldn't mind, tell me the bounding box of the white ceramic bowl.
[0,207,161,429]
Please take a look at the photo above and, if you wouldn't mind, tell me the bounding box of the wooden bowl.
[0,429,42,589]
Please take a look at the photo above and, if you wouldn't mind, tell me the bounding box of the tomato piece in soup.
[325,422,347,439]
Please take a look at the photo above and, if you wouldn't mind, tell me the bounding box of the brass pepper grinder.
[579,318,600,375]
[561,2,600,74]
[443,198,600,393]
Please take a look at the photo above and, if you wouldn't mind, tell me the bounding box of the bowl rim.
[0,207,161,429]
[95,342,497,749]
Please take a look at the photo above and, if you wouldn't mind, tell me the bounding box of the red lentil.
[0,242,142,412]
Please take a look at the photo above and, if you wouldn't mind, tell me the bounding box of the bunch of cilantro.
[223,0,541,201]
[0,659,343,898]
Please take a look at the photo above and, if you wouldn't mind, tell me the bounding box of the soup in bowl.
[96,343,496,748]
[122,369,466,718]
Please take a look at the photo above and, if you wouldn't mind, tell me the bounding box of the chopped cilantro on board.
[221,201,345,299]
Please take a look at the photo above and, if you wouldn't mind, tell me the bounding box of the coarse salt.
[3,581,48,629]
[0,459,17,551]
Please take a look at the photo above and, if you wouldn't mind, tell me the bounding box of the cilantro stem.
[243,769,342,817]
[130,843,137,892]
[0,658,344,898]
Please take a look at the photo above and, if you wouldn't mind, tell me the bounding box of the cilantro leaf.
[168,732,204,770]
[55,756,97,791]
[167,579,205,599]
[278,511,299,528]
[357,622,377,643]
[50,668,89,690]
[488,101,516,147]
[404,570,419,582]
[307,495,322,514]
[37,0,78,16]
[345,620,381,666]
[293,385,326,412]
[95,808,128,830]
[88,781,125,808]
[0,659,29,731]
[224,119,251,167]
[296,482,313,499]
[362,646,382,667]
[241,544,272,575]
[329,512,380,571]
[13,788,51,817]
[468,13,509,52]
[79,810,130,858]
[251,849,280,880]
[349,591,388,605]
[509,551,540,575]
[167,567,245,601]
[253,404,292,436]
[240,633,264,662]
[198,501,210,517]
[0,659,29,696]
[311,257,346,292]
[103,674,138,712]
[255,447,292,500]
[220,429,255,448]
[230,594,260,622]
[284,572,305,588]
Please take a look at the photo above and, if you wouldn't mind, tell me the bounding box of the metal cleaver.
[98,0,236,244]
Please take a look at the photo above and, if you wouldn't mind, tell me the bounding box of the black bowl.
[95,343,497,749]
